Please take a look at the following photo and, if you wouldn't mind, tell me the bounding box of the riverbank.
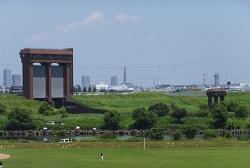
[1,139,250,149]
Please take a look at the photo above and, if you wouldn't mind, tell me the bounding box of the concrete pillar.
[208,96,212,106]
[64,63,71,102]
[214,96,218,104]
[46,63,52,102]
[220,96,225,102]
[22,59,33,100]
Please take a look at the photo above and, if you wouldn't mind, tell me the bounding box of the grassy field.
[72,91,208,113]
[72,91,250,113]
[1,146,250,168]
[2,91,250,130]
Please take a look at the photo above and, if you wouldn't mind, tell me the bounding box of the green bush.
[6,107,36,131]
[38,102,53,115]
[203,129,219,140]
[0,103,6,114]
[222,130,233,139]
[43,109,57,116]
[171,130,181,141]
[148,127,165,140]
[103,110,121,130]
[235,105,249,118]
[182,126,198,139]
[132,108,157,129]
[148,102,170,117]
[58,106,67,114]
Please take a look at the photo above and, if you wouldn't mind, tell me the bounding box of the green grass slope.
[72,92,207,113]
[0,94,42,113]
[2,91,250,115]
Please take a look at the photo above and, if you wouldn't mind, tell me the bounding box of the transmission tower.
[123,66,127,83]
[203,74,206,86]
[213,72,219,87]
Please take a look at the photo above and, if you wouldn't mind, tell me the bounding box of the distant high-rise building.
[111,75,118,86]
[3,68,12,86]
[12,74,22,86]
[82,75,91,88]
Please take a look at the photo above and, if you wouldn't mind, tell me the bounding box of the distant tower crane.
[203,74,206,86]
[213,72,219,87]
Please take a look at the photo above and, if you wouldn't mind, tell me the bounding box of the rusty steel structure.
[206,89,227,106]
[19,48,73,108]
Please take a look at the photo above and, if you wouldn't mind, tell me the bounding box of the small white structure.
[96,82,109,90]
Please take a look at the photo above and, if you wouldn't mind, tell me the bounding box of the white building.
[110,75,118,86]
[12,74,22,86]
[3,68,12,86]
[82,75,91,88]
[96,82,109,90]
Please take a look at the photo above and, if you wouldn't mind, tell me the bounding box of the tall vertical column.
[214,96,218,104]
[22,59,33,100]
[208,96,212,106]
[46,63,52,102]
[64,63,71,101]
[220,96,225,102]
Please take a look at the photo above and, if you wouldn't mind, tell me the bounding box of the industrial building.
[19,48,73,108]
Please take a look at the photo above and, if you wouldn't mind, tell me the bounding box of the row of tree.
[103,101,249,140]
[73,86,97,93]
[0,100,249,139]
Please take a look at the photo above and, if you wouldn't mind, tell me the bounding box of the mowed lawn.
[1,147,250,168]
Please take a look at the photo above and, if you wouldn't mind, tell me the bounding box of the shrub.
[222,130,233,139]
[0,104,6,114]
[58,106,67,114]
[38,102,53,114]
[182,126,198,139]
[170,106,187,124]
[225,101,240,112]
[211,103,228,129]
[6,107,35,131]
[148,103,169,117]
[171,130,181,141]
[43,109,57,116]
[132,108,157,129]
[103,110,121,130]
[54,130,66,137]
[235,105,249,118]
[203,129,219,140]
[148,127,165,140]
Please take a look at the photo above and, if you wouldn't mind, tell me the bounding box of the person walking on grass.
[100,152,104,161]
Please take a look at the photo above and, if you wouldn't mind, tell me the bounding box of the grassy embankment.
[1,92,250,167]
[1,91,250,129]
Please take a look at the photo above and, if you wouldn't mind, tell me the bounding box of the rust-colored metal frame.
[20,48,73,104]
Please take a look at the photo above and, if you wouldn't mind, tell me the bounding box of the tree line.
[0,100,249,140]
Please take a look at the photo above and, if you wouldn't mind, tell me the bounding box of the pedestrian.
[100,152,104,161]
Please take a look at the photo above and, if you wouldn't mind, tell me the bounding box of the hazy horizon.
[1,0,250,87]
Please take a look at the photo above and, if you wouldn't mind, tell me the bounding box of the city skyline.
[1,1,250,87]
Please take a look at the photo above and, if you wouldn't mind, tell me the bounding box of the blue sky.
[1,0,250,87]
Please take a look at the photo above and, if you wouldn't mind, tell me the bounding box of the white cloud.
[85,11,104,24]
[56,11,104,32]
[25,11,104,43]
[115,13,139,22]
[145,35,157,44]
[25,11,138,44]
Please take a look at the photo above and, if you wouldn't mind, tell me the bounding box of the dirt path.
[0,154,10,159]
